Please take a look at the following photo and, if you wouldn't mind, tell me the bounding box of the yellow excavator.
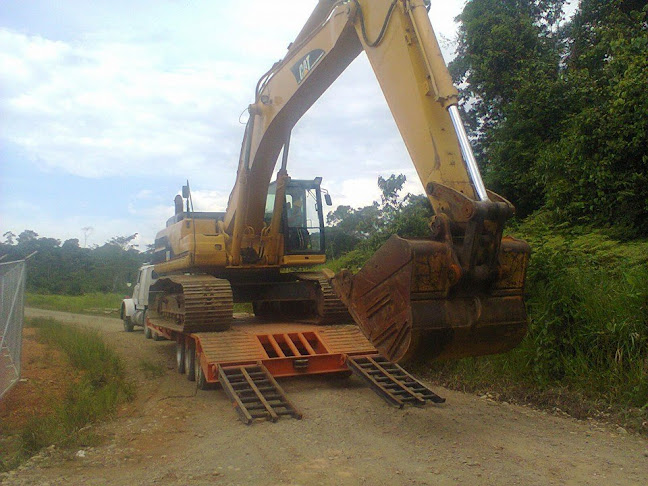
[151,0,530,364]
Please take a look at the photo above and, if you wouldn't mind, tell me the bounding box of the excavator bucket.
[331,234,530,363]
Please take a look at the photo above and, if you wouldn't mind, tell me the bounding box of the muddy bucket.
[331,235,529,363]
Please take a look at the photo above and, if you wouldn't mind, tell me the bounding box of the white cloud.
[135,189,154,200]
[1,28,255,182]
[1,0,467,245]
[189,190,230,213]
[0,0,463,182]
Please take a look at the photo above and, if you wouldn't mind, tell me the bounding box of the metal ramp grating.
[347,355,445,408]
[218,364,303,424]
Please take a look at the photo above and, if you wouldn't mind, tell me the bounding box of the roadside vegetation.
[327,193,648,432]
[429,0,648,431]
[0,318,134,471]
[0,232,146,295]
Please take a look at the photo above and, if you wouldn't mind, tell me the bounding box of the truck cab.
[120,265,158,332]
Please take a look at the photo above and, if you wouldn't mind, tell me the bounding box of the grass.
[26,292,124,316]
[0,317,134,471]
[138,359,166,379]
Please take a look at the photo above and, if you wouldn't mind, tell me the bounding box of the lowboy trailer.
[143,313,445,424]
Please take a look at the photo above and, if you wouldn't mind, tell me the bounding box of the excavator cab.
[265,178,329,255]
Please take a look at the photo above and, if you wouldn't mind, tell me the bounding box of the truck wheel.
[144,325,152,339]
[123,317,134,332]
[152,331,163,341]
[185,339,196,381]
[195,352,208,390]
[176,338,186,374]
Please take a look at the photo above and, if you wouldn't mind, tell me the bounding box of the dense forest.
[452,0,648,235]
[0,231,146,295]
[2,0,646,424]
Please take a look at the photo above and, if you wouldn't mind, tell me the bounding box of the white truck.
[120,264,158,337]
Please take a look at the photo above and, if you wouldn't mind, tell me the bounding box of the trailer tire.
[185,339,196,381]
[195,353,208,390]
[123,317,134,333]
[152,331,163,341]
[176,338,186,374]
[144,325,152,339]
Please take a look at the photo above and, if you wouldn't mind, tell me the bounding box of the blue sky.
[0,1,573,250]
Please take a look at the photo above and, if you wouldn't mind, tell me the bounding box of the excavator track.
[149,275,233,332]
[297,272,352,325]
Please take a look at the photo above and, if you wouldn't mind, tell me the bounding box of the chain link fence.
[0,260,26,400]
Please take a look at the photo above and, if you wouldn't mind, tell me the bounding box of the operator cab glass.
[265,179,326,255]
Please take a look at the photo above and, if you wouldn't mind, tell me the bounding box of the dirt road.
[3,309,647,485]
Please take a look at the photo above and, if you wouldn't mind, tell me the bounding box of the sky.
[0,1,573,250]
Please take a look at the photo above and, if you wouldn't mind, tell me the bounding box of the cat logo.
[291,49,325,85]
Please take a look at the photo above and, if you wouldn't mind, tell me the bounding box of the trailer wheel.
[185,339,196,381]
[123,317,134,333]
[195,354,208,390]
[152,331,163,341]
[176,338,186,374]
[144,325,152,339]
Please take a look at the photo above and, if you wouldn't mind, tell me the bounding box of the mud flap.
[331,235,529,363]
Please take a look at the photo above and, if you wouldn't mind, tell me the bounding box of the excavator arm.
[224,0,530,362]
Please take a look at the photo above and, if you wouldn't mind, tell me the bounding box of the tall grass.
[26,292,124,315]
[427,216,648,424]
[1,318,134,470]
[516,221,648,405]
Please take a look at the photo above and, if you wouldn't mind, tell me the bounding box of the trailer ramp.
[218,364,302,424]
[347,355,445,408]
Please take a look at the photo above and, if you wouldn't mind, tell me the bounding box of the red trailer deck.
[145,314,444,424]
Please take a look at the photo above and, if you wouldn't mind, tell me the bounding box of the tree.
[539,3,648,234]
[81,226,94,248]
[17,230,39,246]
[3,229,147,295]
[449,0,567,216]
[450,0,648,234]
[378,174,407,211]
[3,231,16,245]
[108,233,139,251]
[62,238,81,250]
[326,175,433,261]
